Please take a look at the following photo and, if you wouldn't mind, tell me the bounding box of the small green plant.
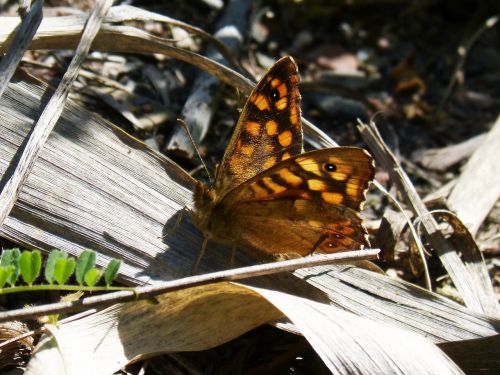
[0,248,122,292]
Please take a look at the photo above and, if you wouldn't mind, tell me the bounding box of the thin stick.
[439,16,499,111]
[0,0,42,99]
[0,0,113,226]
[0,249,379,323]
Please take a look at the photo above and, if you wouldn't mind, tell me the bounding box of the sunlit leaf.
[54,258,76,285]
[76,250,96,286]
[20,250,42,286]
[84,268,102,287]
[45,250,68,285]
[0,248,21,286]
[104,259,121,286]
[0,266,14,288]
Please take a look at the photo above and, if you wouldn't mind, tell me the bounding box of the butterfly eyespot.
[324,163,337,172]
[270,88,280,102]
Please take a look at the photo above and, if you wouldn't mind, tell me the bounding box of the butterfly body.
[192,57,374,259]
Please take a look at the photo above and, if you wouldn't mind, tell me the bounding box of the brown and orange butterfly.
[192,56,374,268]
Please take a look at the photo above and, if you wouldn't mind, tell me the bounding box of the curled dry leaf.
[26,282,463,375]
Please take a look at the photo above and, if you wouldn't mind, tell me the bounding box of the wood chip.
[447,116,500,236]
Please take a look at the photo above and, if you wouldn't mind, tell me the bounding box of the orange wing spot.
[250,183,269,198]
[331,172,348,181]
[246,121,261,136]
[321,192,344,205]
[297,157,322,176]
[271,78,282,88]
[262,176,286,194]
[290,105,300,125]
[228,155,243,173]
[307,179,328,191]
[263,156,277,170]
[277,83,288,98]
[330,224,355,236]
[252,93,270,110]
[281,152,291,161]
[265,120,278,136]
[240,144,254,156]
[329,157,353,175]
[275,97,288,111]
[278,168,303,186]
[346,178,361,201]
[278,130,293,147]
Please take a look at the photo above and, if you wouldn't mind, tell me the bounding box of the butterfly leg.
[308,234,329,256]
[191,235,209,274]
[229,243,237,267]
[159,206,188,239]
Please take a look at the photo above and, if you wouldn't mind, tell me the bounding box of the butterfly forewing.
[214,56,302,199]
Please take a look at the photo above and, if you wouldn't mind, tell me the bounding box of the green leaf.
[84,268,102,287]
[45,250,68,284]
[0,266,14,288]
[20,250,42,286]
[54,258,76,285]
[104,259,121,286]
[76,250,96,286]
[0,248,21,286]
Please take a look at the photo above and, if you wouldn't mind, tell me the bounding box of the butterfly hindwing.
[210,147,374,255]
[224,199,369,255]
[223,147,375,211]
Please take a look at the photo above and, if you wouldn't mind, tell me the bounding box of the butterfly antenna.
[176,118,213,184]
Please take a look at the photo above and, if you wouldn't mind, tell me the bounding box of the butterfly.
[191,56,375,269]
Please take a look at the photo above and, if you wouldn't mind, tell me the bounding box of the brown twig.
[439,15,499,111]
[0,249,379,324]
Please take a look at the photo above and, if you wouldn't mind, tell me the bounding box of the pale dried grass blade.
[0,0,113,226]
[104,5,242,69]
[0,0,42,99]
[252,286,464,375]
[359,120,498,315]
[413,133,486,171]
[295,265,500,342]
[0,78,197,282]
[0,11,254,96]
[0,6,339,150]
[447,115,500,236]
